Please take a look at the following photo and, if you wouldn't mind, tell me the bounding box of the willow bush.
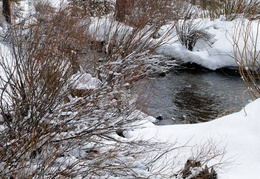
[0,1,180,178]
[233,20,260,99]
[196,0,260,20]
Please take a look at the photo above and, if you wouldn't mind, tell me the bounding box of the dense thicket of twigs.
[0,1,176,178]
[233,20,260,99]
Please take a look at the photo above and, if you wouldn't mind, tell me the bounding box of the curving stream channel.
[134,65,252,125]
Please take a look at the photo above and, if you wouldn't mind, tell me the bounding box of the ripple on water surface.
[134,69,251,125]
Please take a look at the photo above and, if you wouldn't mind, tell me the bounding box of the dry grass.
[233,19,260,99]
[196,0,260,20]
[173,3,211,51]
[176,18,210,51]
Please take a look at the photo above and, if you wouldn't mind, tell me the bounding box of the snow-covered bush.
[85,14,176,83]
[0,5,172,178]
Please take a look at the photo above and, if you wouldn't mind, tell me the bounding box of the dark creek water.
[134,67,252,125]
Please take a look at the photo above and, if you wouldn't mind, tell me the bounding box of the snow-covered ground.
[0,0,259,178]
[127,98,260,178]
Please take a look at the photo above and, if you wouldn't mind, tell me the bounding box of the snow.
[42,0,68,8]
[70,72,101,90]
[16,0,36,18]
[89,15,134,45]
[127,99,260,178]
[157,18,260,70]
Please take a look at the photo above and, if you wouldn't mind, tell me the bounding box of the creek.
[134,64,252,125]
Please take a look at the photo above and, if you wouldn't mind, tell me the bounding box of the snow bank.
[157,18,260,70]
[128,98,260,178]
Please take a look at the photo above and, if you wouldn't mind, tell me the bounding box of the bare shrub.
[129,0,175,27]
[115,0,180,28]
[0,7,82,178]
[85,14,176,85]
[65,1,177,83]
[0,3,184,178]
[115,0,134,23]
[233,19,260,99]
[196,0,260,20]
[0,8,118,178]
[68,0,115,17]
[33,0,56,15]
[221,0,260,20]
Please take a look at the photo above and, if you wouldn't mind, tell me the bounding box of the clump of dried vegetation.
[176,18,210,51]
[233,20,260,99]
[194,0,260,20]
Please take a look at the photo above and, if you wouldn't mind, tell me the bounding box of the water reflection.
[174,86,221,123]
[134,69,250,125]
